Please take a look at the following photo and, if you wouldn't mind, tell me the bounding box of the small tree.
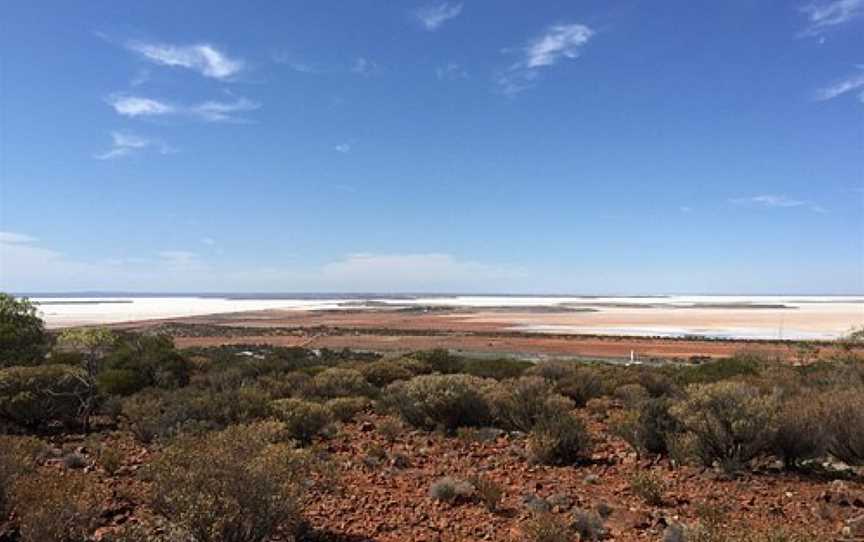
[57,328,116,431]
[0,293,47,367]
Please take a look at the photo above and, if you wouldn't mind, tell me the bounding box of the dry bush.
[148,422,310,542]
[382,374,495,432]
[629,471,665,506]
[771,393,826,467]
[610,397,680,457]
[469,475,503,512]
[489,376,574,432]
[555,368,606,407]
[614,383,650,407]
[325,396,371,422]
[522,512,572,542]
[528,412,593,466]
[819,389,864,465]
[377,417,404,442]
[671,382,778,473]
[257,371,311,399]
[428,476,474,504]
[12,471,106,542]
[0,435,43,513]
[572,507,606,541]
[308,367,375,399]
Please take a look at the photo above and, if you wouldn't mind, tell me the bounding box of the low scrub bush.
[630,471,665,506]
[360,360,414,387]
[308,367,375,399]
[771,394,826,468]
[461,357,532,380]
[572,508,607,541]
[611,397,680,456]
[0,435,43,513]
[671,382,778,473]
[325,396,371,422]
[98,334,190,396]
[673,355,762,386]
[819,389,864,465]
[427,476,474,504]
[554,367,606,407]
[382,374,494,432]
[469,475,503,512]
[0,364,90,428]
[122,385,273,443]
[413,349,463,374]
[148,422,310,542]
[522,512,572,542]
[11,471,106,542]
[272,398,332,444]
[489,376,574,432]
[528,412,593,466]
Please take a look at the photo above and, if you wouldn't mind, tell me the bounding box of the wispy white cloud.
[436,62,468,80]
[107,95,176,117]
[414,2,463,31]
[497,23,594,95]
[201,237,216,246]
[107,94,260,123]
[351,57,379,76]
[799,0,864,35]
[126,41,244,80]
[189,97,260,122]
[334,143,352,153]
[815,68,864,101]
[95,131,173,160]
[730,194,827,213]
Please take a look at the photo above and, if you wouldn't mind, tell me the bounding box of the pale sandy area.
[449,304,864,340]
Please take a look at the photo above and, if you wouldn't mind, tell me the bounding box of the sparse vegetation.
[528,411,593,465]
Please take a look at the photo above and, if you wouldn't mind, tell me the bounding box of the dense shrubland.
[1,296,863,540]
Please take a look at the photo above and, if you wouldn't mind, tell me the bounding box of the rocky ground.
[15,410,863,542]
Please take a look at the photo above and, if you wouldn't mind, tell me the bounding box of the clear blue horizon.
[1,1,862,294]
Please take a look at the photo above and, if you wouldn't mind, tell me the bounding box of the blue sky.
[0,0,862,294]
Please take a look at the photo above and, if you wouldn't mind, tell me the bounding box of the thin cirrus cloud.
[95,131,173,160]
[799,0,864,35]
[815,69,864,102]
[126,41,244,80]
[730,195,827,213]
[496,23,594,95]
[414,2,463,31]
[107,94,260,123]
[334,143,351,153]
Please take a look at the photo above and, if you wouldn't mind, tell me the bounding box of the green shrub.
[11,471,106,542]
[382,374,494,432]
[308,367,374,399]
[256,372,311,399]
[820,389,864,465]
[671,382,778,472]
[489,376,574,432]
[0,294,47,368]
[122,385,273,443]
[673,355,761,386]
[272,398,332,444]
[98,334,190,396]
[528,412,593,466]
[148,422,308,542]
[325,396,371,422]
[0,364,90,428]
[461,358,532,380]
[413,349,464,374]
[360,361,414,387]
